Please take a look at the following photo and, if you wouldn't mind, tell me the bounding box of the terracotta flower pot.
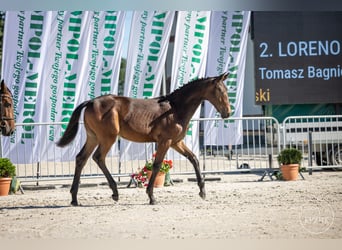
[146,170,166,188]
[280,164,299,181]
[0,177,12,196]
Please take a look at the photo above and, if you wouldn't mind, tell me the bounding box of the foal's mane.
[158,76,214,105]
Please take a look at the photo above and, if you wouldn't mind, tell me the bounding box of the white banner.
[1,11,125,163]
[120,11,175,162]
[170,11,211,158]
[204,11,250,146]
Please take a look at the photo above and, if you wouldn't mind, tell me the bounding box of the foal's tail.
[56,100,93,147]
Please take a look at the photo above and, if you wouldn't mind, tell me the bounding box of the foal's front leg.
[146,143,170,205]
[172,140,206,200]
[146,161,162,205]
[191,155,206,200]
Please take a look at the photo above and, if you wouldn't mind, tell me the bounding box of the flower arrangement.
[131,167,149,187]
[131,153,173,187]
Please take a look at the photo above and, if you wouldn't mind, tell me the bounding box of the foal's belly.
[118,127,156,143]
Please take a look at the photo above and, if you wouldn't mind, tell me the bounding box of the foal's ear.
[220,72,229,81]
[215,72,229,82]
[0,80,4,92]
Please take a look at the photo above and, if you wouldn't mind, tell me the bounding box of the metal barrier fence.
[1,117,281,183]
[198,117,280,173]
[282,115,342,170]
[2,115,341,184]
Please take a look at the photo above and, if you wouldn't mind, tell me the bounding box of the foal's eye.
[4,102,11,108]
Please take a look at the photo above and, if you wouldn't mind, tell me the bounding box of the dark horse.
[0,80,15,136]
[57,73,231,205]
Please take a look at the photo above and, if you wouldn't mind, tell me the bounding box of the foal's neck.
[174,80,207,119]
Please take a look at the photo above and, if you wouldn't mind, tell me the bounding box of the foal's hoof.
[71,200,79,206]
[149,199,157,205]
[112,194,119,202]
[149,197,157,205]
[199,191,206,200]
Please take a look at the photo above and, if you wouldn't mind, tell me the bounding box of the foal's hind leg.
[92,138,119,202]
[71,139,97,206]
[172,140,206,199]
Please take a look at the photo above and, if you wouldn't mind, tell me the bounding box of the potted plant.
[0,158,16,196]
[277,148,303,181]
[132,154,173,188]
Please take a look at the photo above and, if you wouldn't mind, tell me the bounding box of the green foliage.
[144,158,173,173]
[0,158,16,178]
[118,58,126,96]
[277,148,303,165]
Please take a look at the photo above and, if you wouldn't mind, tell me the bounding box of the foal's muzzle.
[220,105,231,119]
[221,111,230,119]
[1,121,14,136]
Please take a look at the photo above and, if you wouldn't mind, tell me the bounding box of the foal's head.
[0,80,15,136]
[205,73,231,119]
